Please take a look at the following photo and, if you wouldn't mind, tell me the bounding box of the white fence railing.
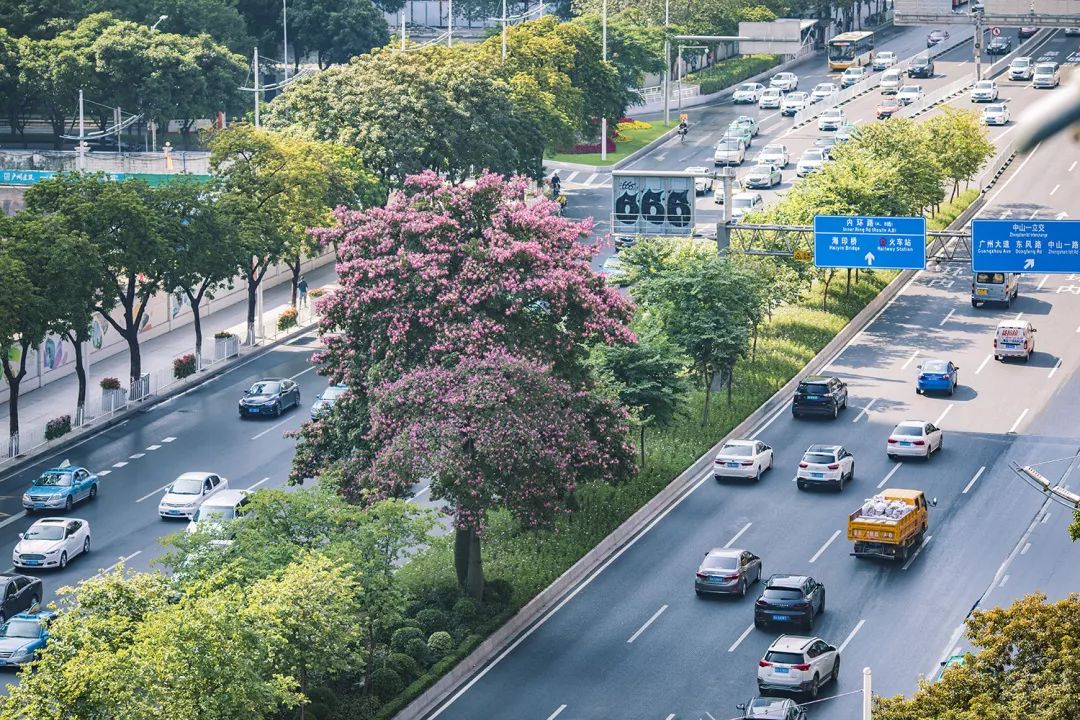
[0,149,210,175]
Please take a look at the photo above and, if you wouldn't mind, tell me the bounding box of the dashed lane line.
[1008,408,1029,434]
[975,354,992,374]
[546,705,567,720]
[146,444,162,451]
[837,619,866,654]
[246,477,270,491]
[112,461,128,468]
[136,482,172,503]
[962,466,986,494]
[727,623,755,652]
[0,511,26,530]
[129,453,145,460]
[162,437,177,443]
[96,470,111,477]
[852,398,877,422]
[809,529,842,563]
[901,534,933,570]
[251,417,292,441]
[934,403,954,426]
[724,522,752,549]
[901,350,919,370]
[1049,359,1062,379]
[878,464,901,489]
[627,605,669,644]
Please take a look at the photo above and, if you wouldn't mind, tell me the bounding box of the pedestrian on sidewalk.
[298,275,309,308]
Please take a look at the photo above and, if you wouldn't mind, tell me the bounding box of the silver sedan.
[695,548,763,597]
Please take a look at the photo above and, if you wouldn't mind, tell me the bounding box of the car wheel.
[738,578,748,597]
[971,299,979,308]
[819,593,825,614]
[832,404,839,419]
[695,589,704,598]
[0,612,5,624]
[64,496,73,511]
[90,484,98,500]
[948,381,955,396]
[832,657,841,683]
[888,453,897,461]
[916,387,923,395]
[808,674,820,699]
[938,435,944,451]
[754,468,762,483]
[797,480,807,491]
[82,537,90,556]
[273,402,282,417]
[754,618,764,629]
[59,551,68,569]
[842,395,848,409]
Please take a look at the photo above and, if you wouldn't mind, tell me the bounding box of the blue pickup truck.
[21,463,99,513]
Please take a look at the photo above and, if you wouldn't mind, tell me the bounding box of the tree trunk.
[120,329,142,385]
[247,278,258,345]
[1,339,30,440]
[454,526,470,589]
[287,255,302,307]
[186,287,206,370]
[845,268,852,295]
[822,270,835,311]
[69,333,88,422]
[751,324,758,362]
[639,424,646,467]
[701,373,712,426]
[727,368,734,404]
[465,527,484,601]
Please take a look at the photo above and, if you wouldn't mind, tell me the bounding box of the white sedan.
[756,144,789,168]
[983,103,1010,125]
[810,83,837,103]
[158,471,229,520]
[818,108,846,131]
[733,83,766,104]
[713,440,773,481]
[758,88,784,109]
[796,149,827,177]
[872,51,897,70]
[770,72,799,91]
[684,166,714,195]
[897,84,924,105]
[13,518,91,570]
[887,421,943,460]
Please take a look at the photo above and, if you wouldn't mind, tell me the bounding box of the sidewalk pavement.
[0,262,340,436]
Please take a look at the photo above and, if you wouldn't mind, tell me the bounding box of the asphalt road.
[434,28,1080,720]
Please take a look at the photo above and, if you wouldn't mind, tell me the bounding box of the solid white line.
[939,309,955,326]
[852,398,877,422]
[546,705,567,720]
[901,350,919,369]
[162,436,177,443]
[627,605,669,644]
[1037,275,1049,290]
[809,529,842,563]
[413,485,431,498]
[136,482,172,503]
[288,365,318,380]
[999,574,1010,587]
[129,453,145,459]
[96,470,111,477]
[1050,184,1060,196]
[246,477,270,491]
[1048,359,1062,379]
[934,403,954,426]
[1020,542,1031,555]
[728,623,756,652]
[1008,408,1029,433]
[962,466,986,494]
[251,417,292,441]
[146,444,161,451]
[0,511,27,530]
[975,354,992,374]
[1042,512,1051,524]
[878,463,901,489]
[112,461,128,468]
[749,402,790,439]
[837,619,866,654]
[93,551,142,580]
[724,522,753,549]
[901,534,933,570]
[1070,161,1078,173]
[704,713,718,720]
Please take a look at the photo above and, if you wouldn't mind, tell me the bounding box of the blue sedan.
[916,359,958,395]
[0,611,53,667]
[21,464,99,513]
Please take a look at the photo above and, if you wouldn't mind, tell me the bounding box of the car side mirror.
[930,497,939,507]
[736,704,746,711]
[17,533,23,540]
[315,394,321,400]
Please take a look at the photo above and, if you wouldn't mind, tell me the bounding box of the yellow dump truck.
[847,489,933,561]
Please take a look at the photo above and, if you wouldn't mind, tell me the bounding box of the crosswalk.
[560,170,612,189]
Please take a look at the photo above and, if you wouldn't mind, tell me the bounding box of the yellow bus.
[828,31,875,71]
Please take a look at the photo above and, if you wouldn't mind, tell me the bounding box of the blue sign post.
[813,215,927,270]
[971,220,1080,273]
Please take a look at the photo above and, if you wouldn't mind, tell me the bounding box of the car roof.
[997,319,1028,328]
[0,573,37,584]
[806,444,840,453]
[767,635,817,652]
[32,517,87,526]
[706,548,743,558]
[175,471,219,481]
[251,377,286,383]
[766,573,810,587]
[201,489,250,507]
[733,191,760,199]
[722,439,756,447]
[801,374,838,383]
[895,419,930,427]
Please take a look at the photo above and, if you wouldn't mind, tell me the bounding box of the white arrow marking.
[865,251,875,266]
[1024,258,1035,270]
[1056,211,1069,220]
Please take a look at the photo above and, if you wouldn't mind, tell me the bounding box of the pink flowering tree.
[365,352,635,599]
[291,170,635,484]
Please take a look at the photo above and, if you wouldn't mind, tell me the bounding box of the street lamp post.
[501,0,508,61]
[282,0,289,80]
[150,14,168,30]
[600,0,608,161]
[448,0,453,47]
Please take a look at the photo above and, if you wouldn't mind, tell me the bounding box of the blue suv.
[22,464,99,513]
[0,611,54,667]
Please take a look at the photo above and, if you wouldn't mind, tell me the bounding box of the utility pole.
[448,0,453,47]
[501,0,508,61]
[973,11,983,81]
[282,0,289,79]
[253,47,261,128]
[76,89,87,171]
[600,0,608,161]
[401,11,406,49]
[115,106,122,154]
[663,38,671,126]
[862,667,873,720]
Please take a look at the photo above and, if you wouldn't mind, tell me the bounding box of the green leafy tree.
[925,107,996,200]
[288,0,389,70]
[88,0,254,53]
[848,118,944,214]
[25,174,170,384]
[590,323,688,466]
[874,593,1080,720]
[0,0,89,38]
[0,236,39,446]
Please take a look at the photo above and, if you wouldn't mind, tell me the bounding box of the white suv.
[758,635,840,699]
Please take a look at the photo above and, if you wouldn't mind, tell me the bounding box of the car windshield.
[763,89,781,96]
[718,138,741,150]
[750,165,774,175]
[322,385,347,401]
[828,44,855,61]
[922,360,948,373]
[975,81,994,89]
[0,619,41,639]
[248,381,280,395]
[719,444,754,457]
[762,587,804,600]
[895,423,925,436]
[803,453,836,464]
[195,504,237,522]
[986,104,1005,113]
[801,383,828,394]
[701,554,739,571]
[738,84,757,92]
[170,478,204,495]
[34,472,72,487]
[1012,58,1030,67]
[765,650,805,664]
[1035,65,1054,73]
[845,68,863,76]
[763,145,784,154]
[880,52,895,59]
[24,526,64,541]
[824,109,842,117]
[815,84,834,92]
[733,198,755,209]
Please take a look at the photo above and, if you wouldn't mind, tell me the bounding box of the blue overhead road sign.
[813,215,927,270]
[971,219,1080,273]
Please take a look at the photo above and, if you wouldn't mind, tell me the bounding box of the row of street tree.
[0,125,381,442]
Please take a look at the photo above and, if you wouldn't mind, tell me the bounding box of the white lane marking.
[664,715,676,720]
[93,551,142,580]
[565,171,580,182]
[413,484,431,499]
[760,111,779,122]
[837,619,866,654]
[112,461,128,468]
[724,522,753,549]
[933,624,968,677]
[852,398,877,422]
[129,453,145,460]
[162,436,177,443]
[1028,210,1039,220]
[939,309,954,326]
[999,574,1010,587]
[1037,275,1049,290]
[878,464,901,489]
[627,604,669,644]
[1050,184,1060,196]
[985,142,1041,206]
[96,470,111,477]
[1041,512,1051,524]
[704,714,718,720]
[1014,311,1023,321]
[289,365,318,380]
[1021,542,1031,555]
[1008,408,1029,433]
[728,623,756,652]
[585,173,599,186]
[1049,359,1062,378]
[901,534,933,570]
[0,511,27,530]
[975,354,992,374]
[1069,161,1077,173]
[1000,209,1012,219]
[136,482,172,503]
[246,477,270,491]
[749,402,790,439]
[809,529,842,563]
[962,466,986,494]
[901,350,919,369]
[251,417,292,441]
[546,705,567,720]
[934,404,954,426]
[146,444,161,451]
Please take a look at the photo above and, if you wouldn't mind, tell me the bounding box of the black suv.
[792,375,848,419]
[986,36,1012,55]
[907,56,934,78]
[0,573,43,622]
[754,574,825,630]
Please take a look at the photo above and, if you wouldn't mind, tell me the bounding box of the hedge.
[686,54,781,95]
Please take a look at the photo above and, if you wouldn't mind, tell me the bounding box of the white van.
[994,320,1036,361]
[186,489,251,539]
[971,271,1020,307]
